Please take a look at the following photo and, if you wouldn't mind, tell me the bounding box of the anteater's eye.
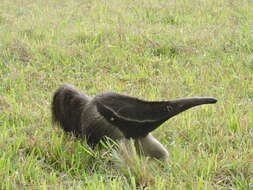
[166,105,173,112]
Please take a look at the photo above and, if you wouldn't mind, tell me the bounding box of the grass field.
[0,0,253,189]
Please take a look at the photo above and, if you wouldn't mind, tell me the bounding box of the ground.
[0,0,252,189]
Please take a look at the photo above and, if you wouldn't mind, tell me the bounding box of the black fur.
[51,84,217,149]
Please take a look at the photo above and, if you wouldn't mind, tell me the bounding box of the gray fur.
[52,84,124,147]
[52,84,217,160]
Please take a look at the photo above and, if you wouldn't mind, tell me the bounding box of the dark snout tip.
[184,97,218,106]
[206,98,218,104]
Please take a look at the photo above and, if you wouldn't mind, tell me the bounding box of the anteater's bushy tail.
[51,84,91,136]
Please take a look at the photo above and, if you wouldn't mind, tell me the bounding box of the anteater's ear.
[94,92,217,139]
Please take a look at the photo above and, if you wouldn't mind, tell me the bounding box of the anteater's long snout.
[95,92,218,138]
[170,97,217,110]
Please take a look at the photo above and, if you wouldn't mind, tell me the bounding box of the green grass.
[0,0,253,189]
